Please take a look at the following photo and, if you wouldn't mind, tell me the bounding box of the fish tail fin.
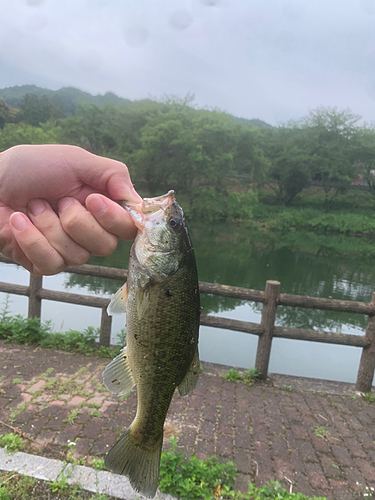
[105,425,163,498]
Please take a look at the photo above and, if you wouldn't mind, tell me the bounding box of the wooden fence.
[0,254,374,393]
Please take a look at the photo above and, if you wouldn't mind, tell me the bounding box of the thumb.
[65,146,142,203]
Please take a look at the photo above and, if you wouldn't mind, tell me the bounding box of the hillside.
[0,98,21,127]
[0,85,131,115]
[0,85,272,127]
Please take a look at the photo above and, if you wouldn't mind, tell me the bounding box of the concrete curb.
[0,448,175,500]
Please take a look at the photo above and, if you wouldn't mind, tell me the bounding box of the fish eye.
[168,217,181,230]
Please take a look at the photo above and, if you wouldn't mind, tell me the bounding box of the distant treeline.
[1,88,375,220]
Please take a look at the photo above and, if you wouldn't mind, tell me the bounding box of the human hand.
[0,144,142,275]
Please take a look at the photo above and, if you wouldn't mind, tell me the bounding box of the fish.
[102,190,201,497]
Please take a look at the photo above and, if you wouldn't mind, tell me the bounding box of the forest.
[1,87,375,227]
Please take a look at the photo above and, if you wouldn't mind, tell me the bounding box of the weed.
[283,385,292,392]
[119,393,130,401]
[222,369,242,383]
[11,378,22,385]
[86,402,101,409]
[0,486,10,500]
[66,451,86,466]
[313,426,332,440]
[243,368,261,384]
[64,408,82,424]
[0,302,122,359]
[9,403,28,425]
[159,436,237,500]
[91,458,106,470]
[361,392,375,404]
[0,433,25,453]
[50,473,70,493]
[223,368,260,385]
[331,463,340,470]
[0,472,36,500]
[159,437,326,500]
[89,409,101,418]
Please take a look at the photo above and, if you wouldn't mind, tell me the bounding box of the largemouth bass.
[102,190,200,497]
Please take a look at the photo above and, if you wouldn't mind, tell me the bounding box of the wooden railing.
[1,255,374,393]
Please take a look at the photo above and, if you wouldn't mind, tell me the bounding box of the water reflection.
[1,223,374,383]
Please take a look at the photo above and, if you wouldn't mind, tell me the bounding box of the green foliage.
[0,315,50,345]
[0,486,10,500]
[222,368,260,385]
[91,458,106,470]
[159,438,326,500]
[361,392,375,404]
[187,188,257,222]
[245,481,326,499]
[0,122,61,151]
[0,433,26,453]
[159,436,237,500]
[313,426,332,440]
[0,302,121,359]
[222,369,243,383]
[50,473,70,493]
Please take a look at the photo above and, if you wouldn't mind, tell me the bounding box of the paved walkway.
[0,340,374,500]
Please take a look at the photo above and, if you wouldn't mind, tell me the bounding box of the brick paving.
[0,340,375,500]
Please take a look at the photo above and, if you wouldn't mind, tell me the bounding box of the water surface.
[1,224,374,384]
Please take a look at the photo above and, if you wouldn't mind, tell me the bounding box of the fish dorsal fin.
[102,347,135,396]
[136,286,150,320]
[107,283,128,316]
[178,349,200,397]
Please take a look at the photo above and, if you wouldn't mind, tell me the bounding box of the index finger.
[85,194,138,241]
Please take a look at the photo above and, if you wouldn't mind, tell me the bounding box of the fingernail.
[89,196,106,215]
[28,199,46,216]
[10,213,27,231]
[59,198,74,213]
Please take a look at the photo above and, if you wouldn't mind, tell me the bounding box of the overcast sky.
[1,0,375,125]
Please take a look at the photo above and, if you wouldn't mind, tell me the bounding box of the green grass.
[159,437,326,500]
[361,392,375,404]
[0,303,121,360]
[0,433,26,453]
[251,203,375,238]
[222,368,261,385]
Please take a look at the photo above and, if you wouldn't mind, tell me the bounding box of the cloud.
[0,0,374,124]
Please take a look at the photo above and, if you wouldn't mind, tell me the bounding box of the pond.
[1,223,374,385]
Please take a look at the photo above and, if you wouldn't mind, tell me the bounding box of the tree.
[133,104,238,201]
[262,126,312,205]
[353,127,375,195]
[297,107,360,203]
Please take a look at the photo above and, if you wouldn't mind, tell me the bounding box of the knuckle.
[94,235,118,256]
[66,249,91,267]
[61,211,80,234]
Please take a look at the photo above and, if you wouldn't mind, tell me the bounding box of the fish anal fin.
[102,347,135,396]
[107,283,128,316]
[178,349,200,397]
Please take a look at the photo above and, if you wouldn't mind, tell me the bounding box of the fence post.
[255,280,280,380]
[100,307,112,347]
[355,292,375,393]
[28,274,43,319]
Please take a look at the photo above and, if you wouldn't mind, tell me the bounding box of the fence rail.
[0,254,374,393]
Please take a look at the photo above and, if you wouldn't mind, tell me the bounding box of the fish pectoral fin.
[107,283,128,316]
[178,349,200,397]
[102,346,135,396]
[136,286,150,320]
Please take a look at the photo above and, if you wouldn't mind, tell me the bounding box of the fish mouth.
[120,191,175,215]
[120,191,176,230]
